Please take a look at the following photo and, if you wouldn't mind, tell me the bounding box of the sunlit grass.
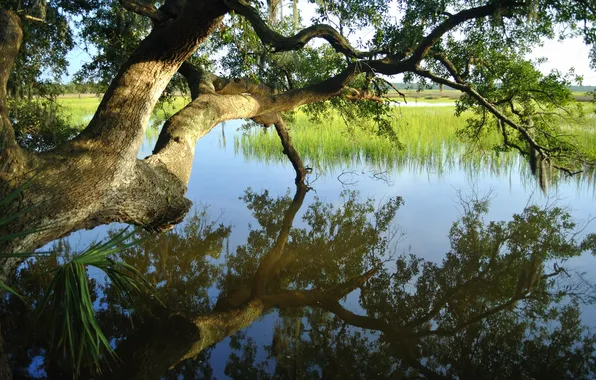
[57,95,188,127]
[235,105,596,184]
[57,95,596,183]
[235,106,519,176]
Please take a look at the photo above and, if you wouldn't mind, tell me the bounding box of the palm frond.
[35,227,160,375]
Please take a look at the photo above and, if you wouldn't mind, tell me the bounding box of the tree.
[1,0,596,263]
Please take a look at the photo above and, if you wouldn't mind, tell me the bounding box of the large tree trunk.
[0,2,227,260]
[0,2,356,266]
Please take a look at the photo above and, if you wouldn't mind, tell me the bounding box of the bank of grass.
[56,95,596,177]
[235,106,521,175]
[57,96,101,125]
[236,105,596,177]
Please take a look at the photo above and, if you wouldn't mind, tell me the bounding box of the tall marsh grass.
[57,95,596,186]
[235,106,521,176]
[235,105,596,188]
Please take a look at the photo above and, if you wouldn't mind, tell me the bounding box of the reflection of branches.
[337,168,394,187]
[16,184,594,379]
[337,170,359,186]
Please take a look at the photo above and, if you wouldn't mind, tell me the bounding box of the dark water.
[3,121,596,379]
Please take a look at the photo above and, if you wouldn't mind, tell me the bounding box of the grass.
[387,89,461,102]
[235,104,596,184]
[57,95,188,127]
[56,94,596,181]
[58,96,102,125]
[235,106,520,176]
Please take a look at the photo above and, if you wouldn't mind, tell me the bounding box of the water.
[3,120,596,379]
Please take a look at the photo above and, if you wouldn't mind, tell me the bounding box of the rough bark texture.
[0,10,29,190]
[273,117,308,185]
[0,1,228,259]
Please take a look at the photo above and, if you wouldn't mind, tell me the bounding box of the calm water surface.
[3,120,596,379]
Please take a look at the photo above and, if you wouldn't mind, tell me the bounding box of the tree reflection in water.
[2,184,596,379]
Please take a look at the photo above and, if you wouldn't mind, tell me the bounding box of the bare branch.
[377,78,407,104]
[22,14,45,23]
[272,117,310,186]
[432,53,465,84]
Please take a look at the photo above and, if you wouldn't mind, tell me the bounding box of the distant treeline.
[58,81,596,95]
[390,82,596,93]
[61,82,105,94]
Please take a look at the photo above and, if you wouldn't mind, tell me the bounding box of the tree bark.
[0,0,533,273]
[273,117,308,186]
[0,1,228,258]
[0,10,29,191]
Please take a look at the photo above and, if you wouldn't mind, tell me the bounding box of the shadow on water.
[3,181,596,379]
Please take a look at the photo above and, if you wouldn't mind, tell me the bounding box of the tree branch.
[432,52,465,84]
[223,0,386,59]
[407,1,520,64]
[151,65,358,183]
[412,66,552,157]
[120,0,170,23]
[178,61,216,99]
[272,116,310,186]
[75,0,227,158]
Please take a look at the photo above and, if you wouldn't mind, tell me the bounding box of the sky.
[533,37,596,85]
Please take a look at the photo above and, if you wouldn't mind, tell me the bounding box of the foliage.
[8,97,80,151]
[73,0,153,90]
[1,0,76,95]
[34,228,160,375]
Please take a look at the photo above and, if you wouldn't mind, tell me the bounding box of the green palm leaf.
[34,227,160,375]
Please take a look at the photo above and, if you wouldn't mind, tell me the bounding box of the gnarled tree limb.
[223,0,387,59]
[151,64,358,184]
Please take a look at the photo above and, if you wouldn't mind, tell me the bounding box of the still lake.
[3,116,596,379]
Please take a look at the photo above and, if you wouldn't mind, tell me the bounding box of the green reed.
[235,105,596,190]
[56,96,596,183]
[235,106,523,176]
